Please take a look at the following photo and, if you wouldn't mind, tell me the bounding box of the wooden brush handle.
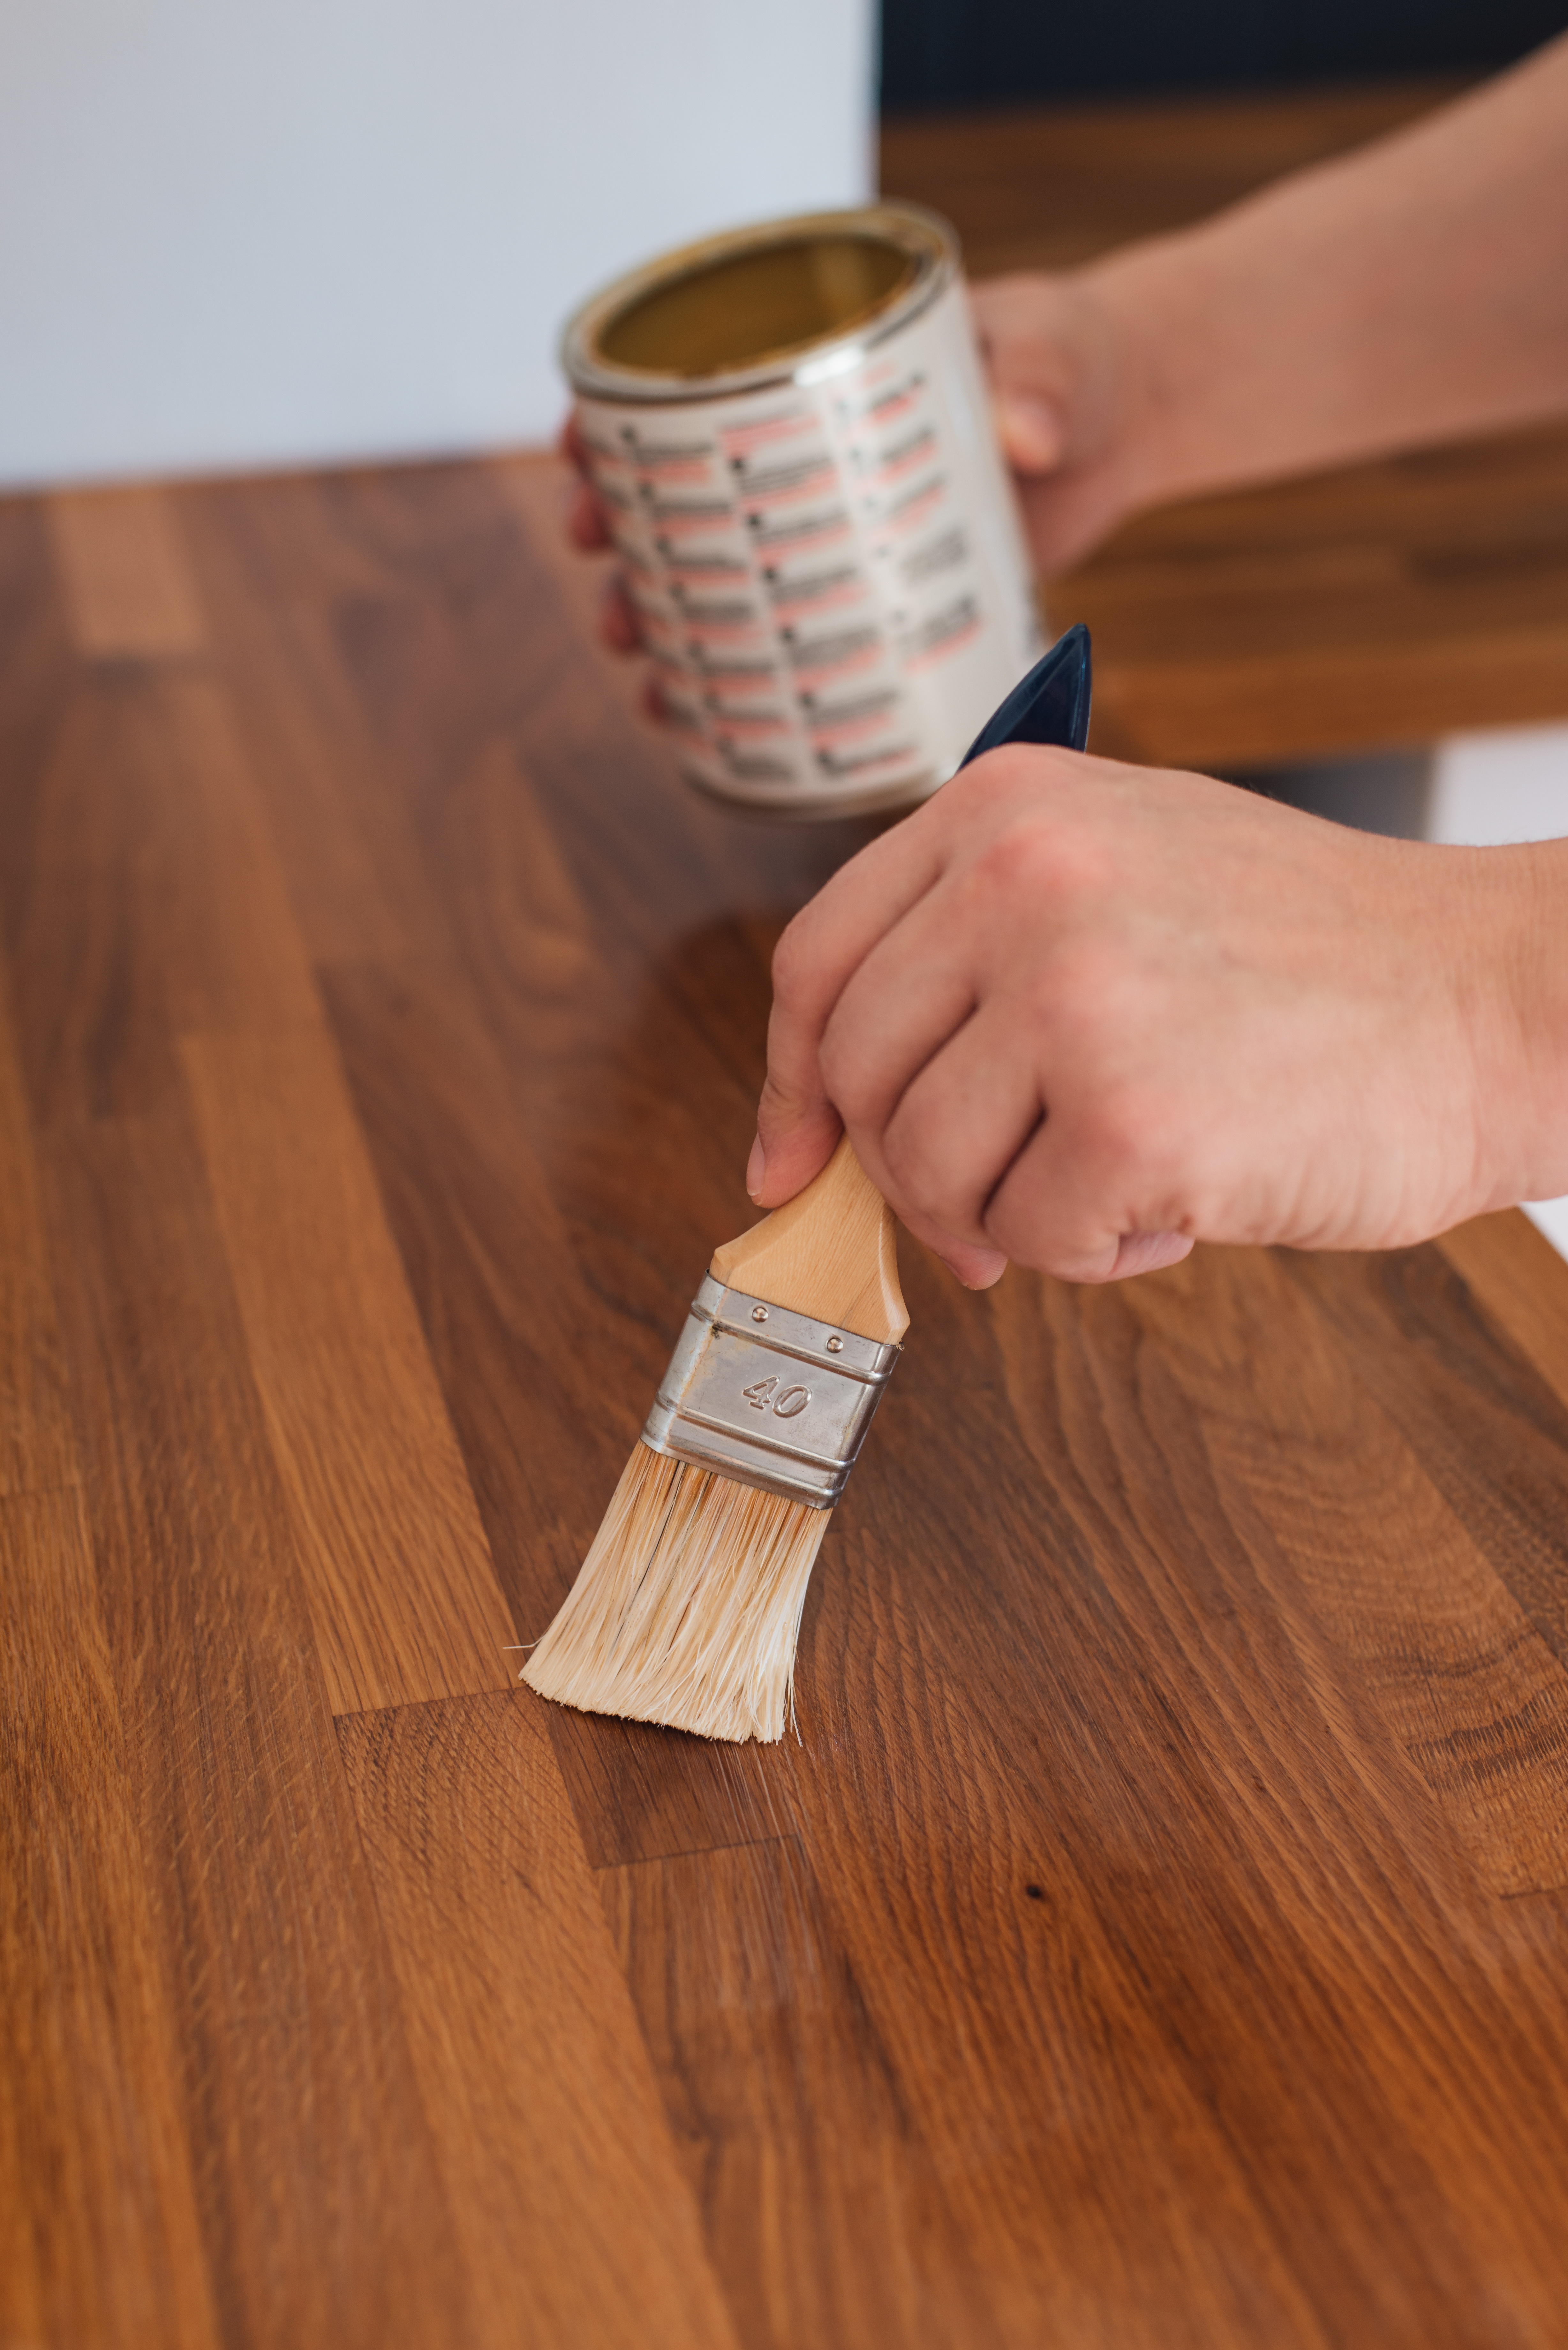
[709,1135,908,1344]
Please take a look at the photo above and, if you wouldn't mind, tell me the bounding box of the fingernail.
[746,1133,766,1201]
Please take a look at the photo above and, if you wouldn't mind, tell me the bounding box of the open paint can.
[562,204,1044,818]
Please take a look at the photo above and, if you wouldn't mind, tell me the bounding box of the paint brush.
[522,625,1092,1742]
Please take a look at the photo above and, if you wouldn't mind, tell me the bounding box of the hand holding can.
[562,205,1046,819]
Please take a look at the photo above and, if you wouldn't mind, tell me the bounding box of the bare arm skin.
[574,36,1568,616]
[980,32,1568,570]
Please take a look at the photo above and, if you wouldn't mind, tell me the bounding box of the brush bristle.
[520,1444,831,1743]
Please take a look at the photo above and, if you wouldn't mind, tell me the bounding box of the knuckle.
[945,753,1018,827]
[957,739,1076,809]
[957,823,1064,929]
[1076,1080,1196,1211]
[1078,1082,1156,1182]
[971,822,1049,901]
[950,775,1100,899]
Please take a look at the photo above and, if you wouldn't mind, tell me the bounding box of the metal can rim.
[560,201,961,407]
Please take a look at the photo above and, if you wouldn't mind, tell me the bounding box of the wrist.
[1071,172,1397,517]
[1069,226,1253,522]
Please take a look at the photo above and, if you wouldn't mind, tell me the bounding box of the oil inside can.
[594,232,919,379]
[565,204,1042,816]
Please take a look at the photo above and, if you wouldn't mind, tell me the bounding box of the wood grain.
[0,1486,219,2350]
[11,91,1568,2339]
[47,484,207,662]
[1108,1241,1568,1896]
[600,1836,946,2350]
[782,1518,1345,2350]
[862,1244,1568,2338]
[0,655,218,2347]
[1284,1246,1568,1678]
[41,1104,478,2350]
[1438,1207,1568,1412]
[0,951,79,1498]
[183,1027,518,1713]
[4,670,319,1127]
[337,1691,740,2350]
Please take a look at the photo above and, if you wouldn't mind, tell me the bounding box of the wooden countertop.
[8,445,1568,2349]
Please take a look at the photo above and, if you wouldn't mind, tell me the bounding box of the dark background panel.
[881,0,1568,110]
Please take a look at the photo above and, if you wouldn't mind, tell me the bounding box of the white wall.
[1426,720,1568,849]
[0,0,876,489]
[1424,721,1568,1260]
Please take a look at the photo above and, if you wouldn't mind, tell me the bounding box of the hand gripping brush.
[522,625,1092,1742]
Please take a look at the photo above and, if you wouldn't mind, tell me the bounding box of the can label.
[576,275,1041,816]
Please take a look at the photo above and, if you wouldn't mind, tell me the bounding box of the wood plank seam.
[336,1685,743,2350]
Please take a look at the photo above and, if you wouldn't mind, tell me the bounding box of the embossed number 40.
[742,1376,810,1419]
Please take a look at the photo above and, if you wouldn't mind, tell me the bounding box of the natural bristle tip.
[520,1445,831,1744]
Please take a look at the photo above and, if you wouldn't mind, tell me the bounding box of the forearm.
[1089,35,1568,513]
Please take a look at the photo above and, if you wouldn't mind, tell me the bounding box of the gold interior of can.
[593,232,920,379]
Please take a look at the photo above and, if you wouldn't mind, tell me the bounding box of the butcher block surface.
[5,442,1568,2349]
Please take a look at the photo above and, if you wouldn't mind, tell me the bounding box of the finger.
[803,877,1036,1247]
[823,929,1181,1283]
[743,1118,1005,1292]
[749,1079,842,1209]
[560,412,592,479]
[866,993,1049,1248]
[745,1100,841,1209]
[813,880,978,1137]
[993,390,1067,474]
[983,1118,1122,1282]
[1107,1231,1193,1279]
[569,477,614,551]
[934,1238,1008,1288]
[863,1189,1007,1291]
[830,965,1165,1289]
[982,1097,1192,1284]
[746,831,1014,1281]
[968,281,1068,474]
[752,809,952,1203]
[760,980,1012,1286]
[599,573,642,653]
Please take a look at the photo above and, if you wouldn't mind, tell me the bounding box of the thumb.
[747,1067,842,1210]
[994,389,1067,474]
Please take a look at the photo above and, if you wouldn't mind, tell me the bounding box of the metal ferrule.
[641,1274,901,1509]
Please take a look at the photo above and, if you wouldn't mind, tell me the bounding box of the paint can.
[562,204,1044,818]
